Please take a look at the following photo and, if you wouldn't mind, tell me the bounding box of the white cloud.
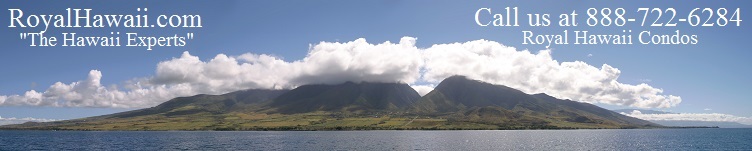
[0,37,681,109]
[0,70,195,108]
[0,115,60,126]
[587,54,593,57]
[148,37,423,90]
[0,37,422,108]
[622,110,752,125]
[287,37,423,85]
[704,108,712,111]
[410,84,435,96]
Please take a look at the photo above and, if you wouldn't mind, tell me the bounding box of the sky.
[1,1,751,125]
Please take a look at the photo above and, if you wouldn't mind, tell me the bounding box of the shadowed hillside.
[267,82,420,114]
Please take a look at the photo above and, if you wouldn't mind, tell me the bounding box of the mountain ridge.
[1,75,662,130]
[266,82,420,114]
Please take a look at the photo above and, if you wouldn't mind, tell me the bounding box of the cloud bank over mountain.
[0,37,681,109]
[420,40,680,108]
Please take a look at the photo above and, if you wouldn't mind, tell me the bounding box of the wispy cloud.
[0,116,60,126]
[622,110,752,125]
[0,37,680,109]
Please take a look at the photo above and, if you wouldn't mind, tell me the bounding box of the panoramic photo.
[1,0,750,150]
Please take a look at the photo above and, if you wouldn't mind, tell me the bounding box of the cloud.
[0,37,422,108]
[410,84,435,96]
[287,37,423,85]
[421,39,681,108]
[704,108,712,111]
[587,54,593,57]
[150,37,423,89]
[0,116,60,126]
[0,37,681,109]
[622,110,752,125]
[638,79,652,83]
[0,70,196,108]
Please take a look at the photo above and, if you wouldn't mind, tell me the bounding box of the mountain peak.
[444,75,470,80]
[532,93,556,99]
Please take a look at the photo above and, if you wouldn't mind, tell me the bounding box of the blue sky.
[1,1,750,122]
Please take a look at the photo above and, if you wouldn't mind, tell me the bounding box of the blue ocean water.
[0,129,750,150]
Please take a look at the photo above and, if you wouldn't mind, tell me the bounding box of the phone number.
[586,8,742,27]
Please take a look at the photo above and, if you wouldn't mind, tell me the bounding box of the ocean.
[1,129,750,150]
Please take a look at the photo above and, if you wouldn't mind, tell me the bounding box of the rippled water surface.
[1,129,750,150]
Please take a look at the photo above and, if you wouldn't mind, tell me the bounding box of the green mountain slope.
[107,89,290,118]
[533,94,656,126]
[0,89,290,130]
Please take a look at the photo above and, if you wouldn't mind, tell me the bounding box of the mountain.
[413,75,659,128]
[0,89,289,130]
[413,75,535,113]
[266,82,420,114]
[1,76,661,130]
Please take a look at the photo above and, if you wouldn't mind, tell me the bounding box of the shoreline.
[0,126,718,131]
